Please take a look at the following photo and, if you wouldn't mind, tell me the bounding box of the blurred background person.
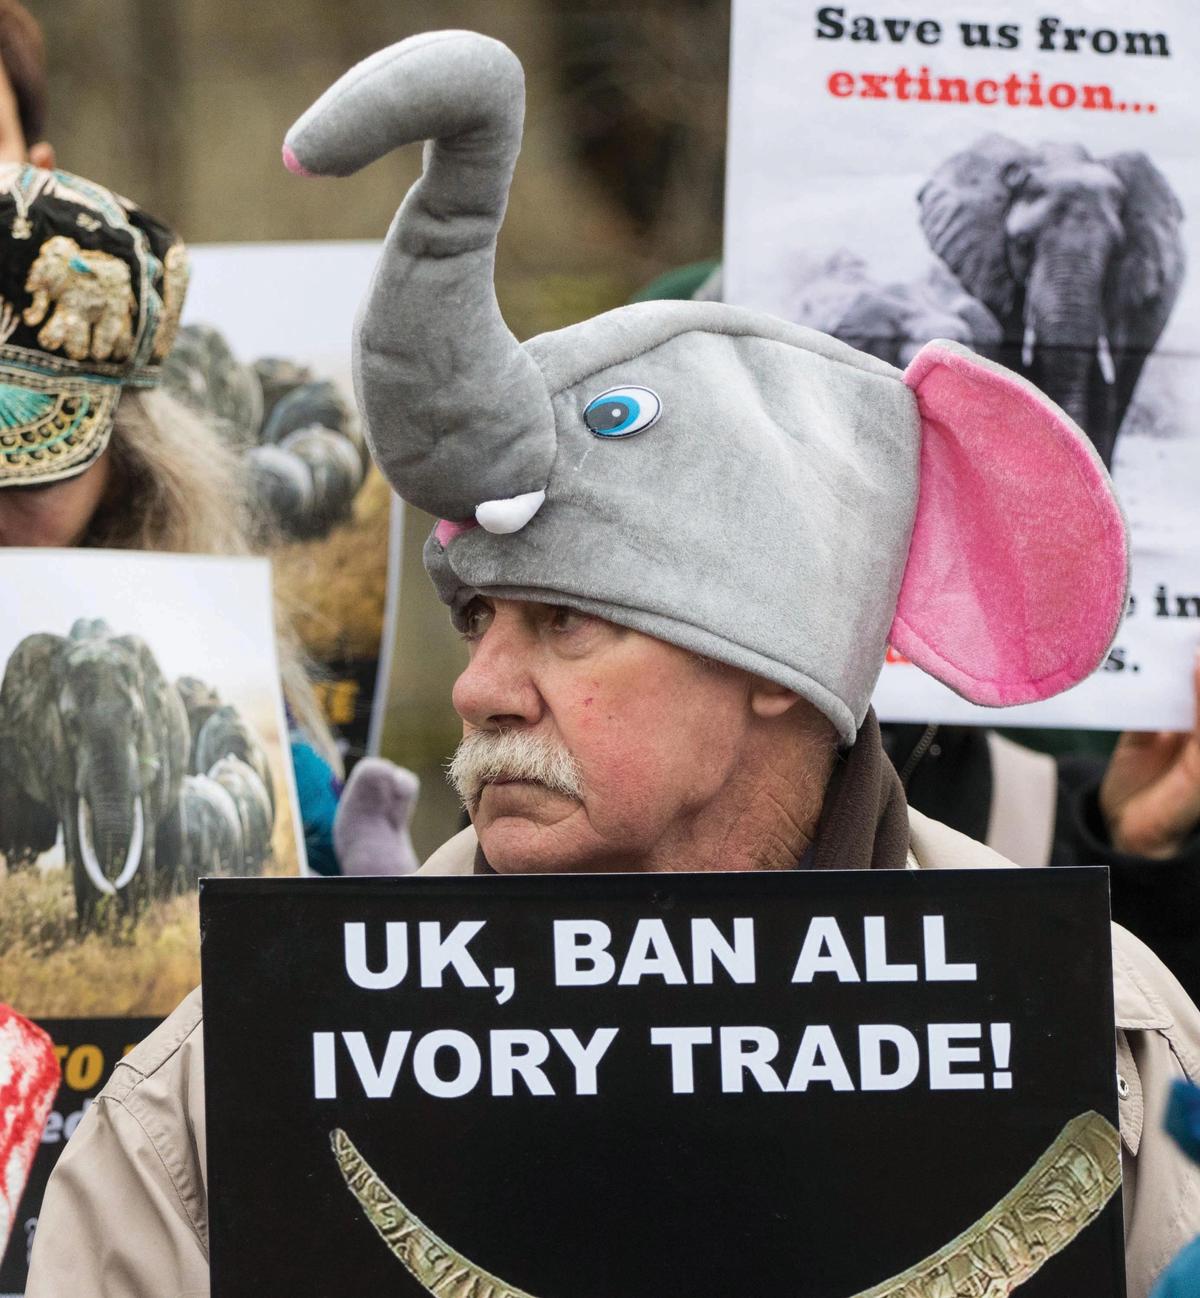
[0,159,345,869]
[0,0,52,168]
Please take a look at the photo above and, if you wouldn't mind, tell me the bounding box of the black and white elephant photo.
[918,134,1185,467]
[0,619,189,927]
[784,252,1004,371]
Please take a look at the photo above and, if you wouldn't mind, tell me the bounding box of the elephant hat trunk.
[284,32,555,528]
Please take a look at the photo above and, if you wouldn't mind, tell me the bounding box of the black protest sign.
[201,869,1124,1298]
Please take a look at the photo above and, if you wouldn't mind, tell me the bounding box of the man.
[27,30,1200,1298]
[642,261,1200,1001]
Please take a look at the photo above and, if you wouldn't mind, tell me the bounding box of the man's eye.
[461,600,494,640]
[549,607,588,633]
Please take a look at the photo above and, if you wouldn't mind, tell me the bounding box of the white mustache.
[447,729,584,808]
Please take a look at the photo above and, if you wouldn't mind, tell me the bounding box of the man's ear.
[28,141,54,170]
[749,679,803,719]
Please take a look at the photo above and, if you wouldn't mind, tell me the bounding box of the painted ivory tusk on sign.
[332,1111,1120,1298]
[331,1128,539,1298]
[850,1110,1121,1297]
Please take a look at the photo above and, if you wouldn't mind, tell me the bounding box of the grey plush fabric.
[426,304,919,741]
[283,30,1124,744]
[287,31,555,520]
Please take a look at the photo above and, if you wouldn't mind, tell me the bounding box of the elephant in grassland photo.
[160,323,263,447]
[280,425,365,534]
[156,774,244,891]
[209,755,274,875]
[249,377,368,540]
[786,252,1003,370]
[193,702,275,817]
[163,321,372,543]
[261,377,362,461]
[254,356,314,428]
[0,739,58,871]
[244,443,315,540]
[919,134,1185,466]
[166,338,371,543]
[175,675,223,770]
[0,619,188,927]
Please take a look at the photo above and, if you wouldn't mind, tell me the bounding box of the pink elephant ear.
[891,340,1128,707]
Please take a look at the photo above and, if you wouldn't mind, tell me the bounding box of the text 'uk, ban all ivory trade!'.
[311,913,1013,1099]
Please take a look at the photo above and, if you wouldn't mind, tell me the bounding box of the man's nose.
[452,625,543,730]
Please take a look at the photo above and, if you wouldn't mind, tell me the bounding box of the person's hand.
[1100,650,1200,858]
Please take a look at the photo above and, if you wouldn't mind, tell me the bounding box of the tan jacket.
[26,810,1200,1298]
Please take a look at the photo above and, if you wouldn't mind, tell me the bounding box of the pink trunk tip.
[434,518,478,547]
[282,143,313,177]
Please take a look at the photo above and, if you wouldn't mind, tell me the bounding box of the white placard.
[0,548,305,1019]
[727,1,1199,729]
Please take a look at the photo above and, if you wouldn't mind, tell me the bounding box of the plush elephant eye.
[583,386,661,438]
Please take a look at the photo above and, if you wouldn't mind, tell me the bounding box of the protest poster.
[0,1016,155,1287]
[0,548,304,1293]
[202,868,1123,1297]
[177,240,403,762]
[725,1,1198,730]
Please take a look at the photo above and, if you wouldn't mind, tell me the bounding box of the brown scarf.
[474,707,910,875]
[811,707,910,871]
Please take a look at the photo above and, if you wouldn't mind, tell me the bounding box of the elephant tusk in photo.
[76,799,116,897]
[1021,323,1037,369]
[112,797,145,891]
[1097,335,1116,386]
[333,1112,1119,1298]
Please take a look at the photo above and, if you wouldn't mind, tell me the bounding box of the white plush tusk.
[1022,324,1036,369]
[77,800,116,897]
[475,490,546,535]
[1097,335,1116,385]
[113,798,145,891]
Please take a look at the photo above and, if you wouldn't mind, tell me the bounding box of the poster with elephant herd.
[727,0,1199,729]
[0,548,304,1026]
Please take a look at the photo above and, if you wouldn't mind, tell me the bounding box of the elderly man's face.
[451,597,829,874]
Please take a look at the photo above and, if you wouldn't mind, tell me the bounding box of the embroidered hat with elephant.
[284,30,1129,744]
[0,164,188,488]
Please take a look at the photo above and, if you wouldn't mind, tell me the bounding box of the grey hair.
[85,387,343,775]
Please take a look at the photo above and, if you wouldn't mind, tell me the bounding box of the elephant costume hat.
[0,164,188,488]
[285,31,1128,743]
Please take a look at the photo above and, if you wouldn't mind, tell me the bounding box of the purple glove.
[333,759,421,876]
